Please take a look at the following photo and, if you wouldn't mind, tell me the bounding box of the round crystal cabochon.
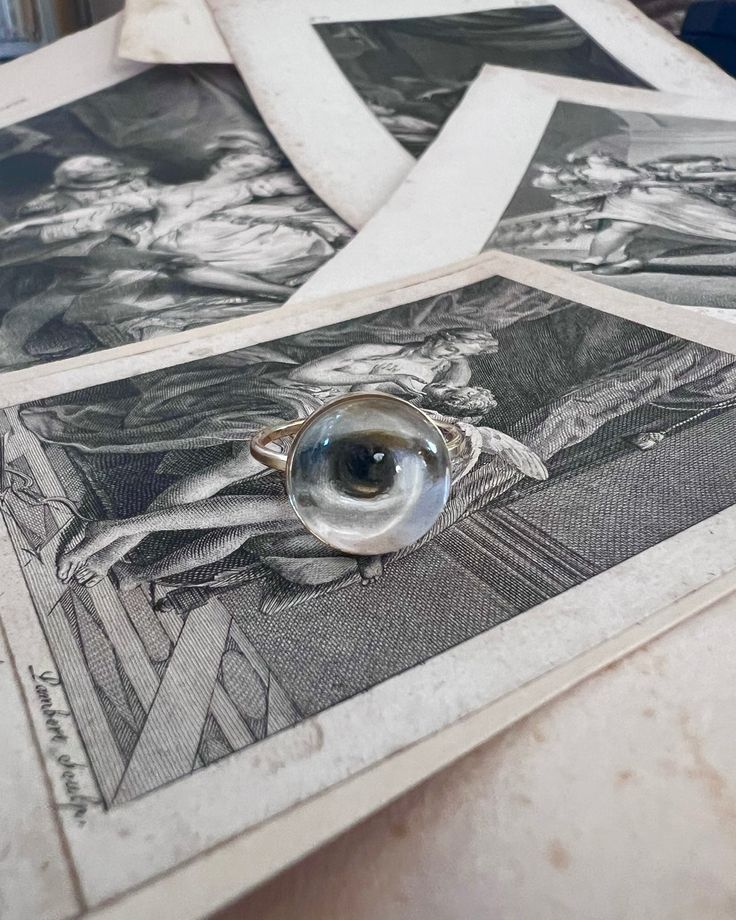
[286,393,452,555]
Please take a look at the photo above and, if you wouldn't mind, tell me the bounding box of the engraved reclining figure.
[25,316,736,602]
[23,329,510,587]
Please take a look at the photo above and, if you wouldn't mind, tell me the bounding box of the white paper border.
[5,251,736,912]
[298,67,736,309]
[190,0,736,226]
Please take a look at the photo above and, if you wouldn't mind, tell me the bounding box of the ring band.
[251,417,307,473]
[251,407,464,473]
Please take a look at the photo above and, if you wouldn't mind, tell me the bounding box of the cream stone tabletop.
[218,590,736,920]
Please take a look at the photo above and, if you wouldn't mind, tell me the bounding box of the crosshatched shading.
[488,101,736,310]
[3,274,736,804]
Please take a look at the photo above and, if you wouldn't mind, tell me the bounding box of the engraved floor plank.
[210,683,256,751]
[45,596,125,804]
[120,587,173,664]
[114,601,232,802]
[217,596,300,731]
[4,410,162,707]
[151,596,255,751]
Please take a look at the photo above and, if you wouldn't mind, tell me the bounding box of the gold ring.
[251,392,463,555]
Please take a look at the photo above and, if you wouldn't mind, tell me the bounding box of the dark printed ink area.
[315,6,646,155]
[3,275,736,805]
[0,65,352,373]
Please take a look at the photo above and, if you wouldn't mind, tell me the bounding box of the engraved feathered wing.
[427,415,548,483]
[477,427,548,481]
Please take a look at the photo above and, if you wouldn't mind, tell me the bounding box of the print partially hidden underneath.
[489,101,736,309]
[0,64,351,372]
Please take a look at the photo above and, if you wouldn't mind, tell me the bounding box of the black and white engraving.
[488,102,736,309]
[4,273,736,805]
[0,64,351,373]
[315,6,645,155]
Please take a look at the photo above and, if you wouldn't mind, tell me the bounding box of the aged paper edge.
[0,15,146,130]
[6,247,736,407]
[195,0,736,227]
[84,567,736,920]
[2,20,736,916]
[3,22,734,393]
[295,64,736,302]
[2,247,734,912]
[118,0,732,80]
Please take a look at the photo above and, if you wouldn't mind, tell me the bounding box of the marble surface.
[216,590,736,920]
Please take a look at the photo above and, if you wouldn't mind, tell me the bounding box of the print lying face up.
[6,271,736,803]
[332,68,736,315]
[486,92,736,309]
[197,0,729,229]
[315,6,645,156]
[0,64,351,373]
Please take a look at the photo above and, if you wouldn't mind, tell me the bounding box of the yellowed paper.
[300,66,736,322]
[5,242,736,918]
[142,0,736,227]
[0,15,355,395]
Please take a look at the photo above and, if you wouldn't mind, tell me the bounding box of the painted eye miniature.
[251,392,462,554]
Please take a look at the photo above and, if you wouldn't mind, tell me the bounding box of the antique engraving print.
[0,59,351,377]
[6,14,736,918]
[120,0,712,71]
[194,0,735,226]
[306,67,736,311]
[489,101,736,310]
[311,5,650,158]
[5,264,736,803]
[6,251,736,917]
